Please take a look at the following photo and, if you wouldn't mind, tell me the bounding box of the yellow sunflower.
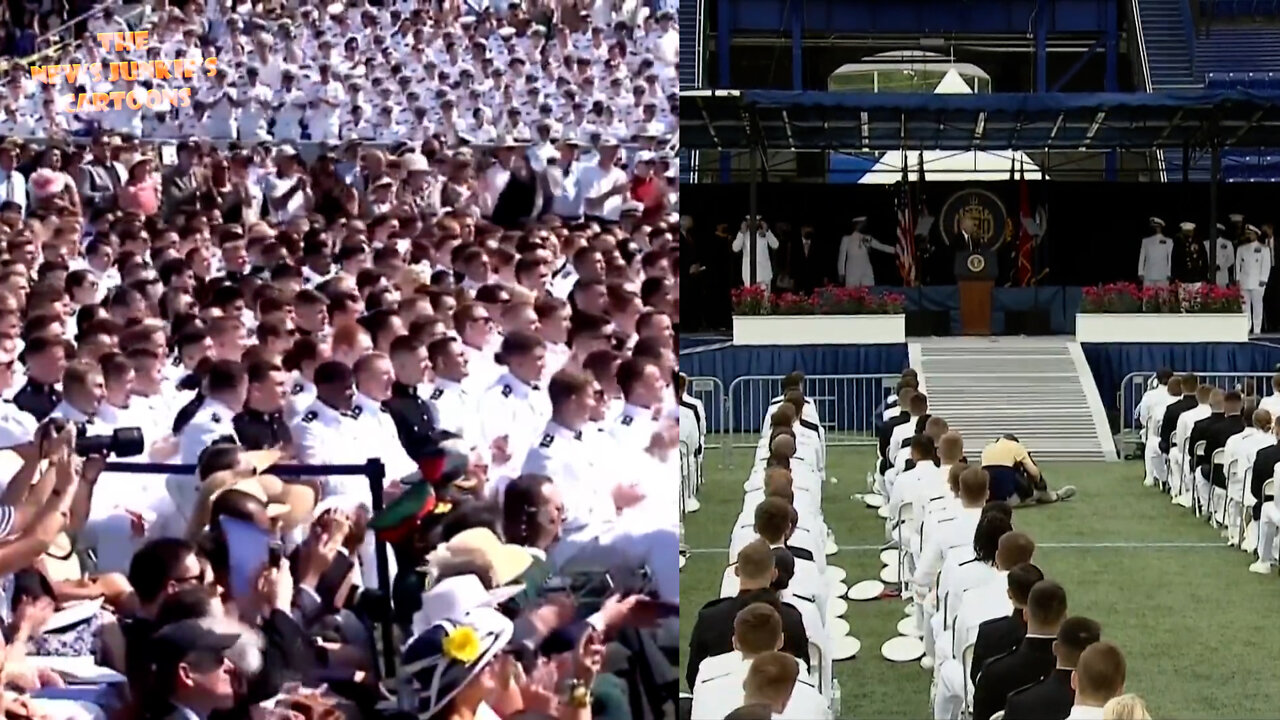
[442,625,482,664]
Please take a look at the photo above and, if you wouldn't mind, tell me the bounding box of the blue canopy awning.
[680,89,1280,152]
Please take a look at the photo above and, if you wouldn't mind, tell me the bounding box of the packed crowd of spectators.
[0,0,682,718]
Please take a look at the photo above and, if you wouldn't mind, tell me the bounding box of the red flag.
[1016,159,1035,286]
[895,158,917,286]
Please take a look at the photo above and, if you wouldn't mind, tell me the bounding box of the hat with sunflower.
[398,607,514,716]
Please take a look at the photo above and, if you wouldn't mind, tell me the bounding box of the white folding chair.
[895,500,916,593]
[1190,440,1207,512]
[808,638,829,697]
[719,566,737,598]
[961,640,978,718]
[1207,448,1226,524]
[1236,462,1253,547]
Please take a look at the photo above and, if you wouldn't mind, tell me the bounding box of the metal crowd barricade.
[1117,371,1279,455]
[686,376,727,464]
[726,374,897,466]
[104,458,397,677]
[679,439,694,519]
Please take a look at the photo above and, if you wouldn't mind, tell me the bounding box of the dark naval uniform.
[232,408,292,451]
[13,380,61,422]
[1172,236,1210,284]
[383,382,439,459]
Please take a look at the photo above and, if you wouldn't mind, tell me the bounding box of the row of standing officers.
[1138,215,1273,333]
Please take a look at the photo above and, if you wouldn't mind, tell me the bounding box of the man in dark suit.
[1194,389,1247,513]
[971,580,1068,720]
[77,132,123,212]
[785,226,826,294]
[685,540,810,688]
[1003,616,1102,720]
[971,562,1044,682]
[1158,373,1200,455]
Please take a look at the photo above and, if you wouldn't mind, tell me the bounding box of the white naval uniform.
[690,655,829,720]
[352,393,417,482]
[1223,426,1274,538]
[478,373,551,482]
[292,399,395,590]
[1237,240,1272,333]
[73,400,170,573]
[1206,237,1235,286]
[912,505,981,592]
[607,402,658,453]
[177,398,241,466]
[522,420,680,603]
[286,375,317,424]
[1141,389,1177,487]
[150,397,244,543]
[731,228,779,288]
[933,574,1012,720]
[1138,233,1173,286]
[0,401,37,456]
[1172,403,1212,497]
[837,231,895,287]
[426,378,479,445]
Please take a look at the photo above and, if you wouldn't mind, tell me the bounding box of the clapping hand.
[13,596,54,637]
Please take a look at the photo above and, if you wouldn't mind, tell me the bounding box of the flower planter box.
[733,314,907,346]
[1074,313,1249,343]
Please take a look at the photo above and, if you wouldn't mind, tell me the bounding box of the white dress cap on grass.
[847,579,885,601]
[881,635,925,663]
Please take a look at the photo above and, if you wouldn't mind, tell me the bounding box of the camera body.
[44,418,145,458]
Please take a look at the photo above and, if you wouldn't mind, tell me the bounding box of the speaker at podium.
[954,250,996,336]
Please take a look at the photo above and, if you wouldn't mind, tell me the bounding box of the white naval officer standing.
[1138,217,1173,287]
[838,217,895,287]
[1208,224,1236,287]
[522,369,680,603]
[731,217,779,288]
[1237,224,1272,334]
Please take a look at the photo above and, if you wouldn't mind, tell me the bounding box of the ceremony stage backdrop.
[682,181,1280,287]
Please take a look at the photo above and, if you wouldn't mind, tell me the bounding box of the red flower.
[1080,282,1242,314]
[732,284,905,317]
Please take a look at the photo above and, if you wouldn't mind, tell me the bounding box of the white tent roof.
[855,69,1046,183]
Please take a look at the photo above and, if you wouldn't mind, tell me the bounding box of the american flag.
[896,161,918,286]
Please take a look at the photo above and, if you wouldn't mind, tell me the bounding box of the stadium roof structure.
[681,89,1280,153]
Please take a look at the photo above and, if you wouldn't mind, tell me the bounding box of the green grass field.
[680,442,1280,719]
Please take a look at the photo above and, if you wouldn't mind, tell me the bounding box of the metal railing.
[726,374,898,465]
[685,375,726,461]
[680,438,695,519]
[1117,370,1279,451]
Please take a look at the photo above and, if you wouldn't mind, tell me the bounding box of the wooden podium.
[954,250,996,336]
